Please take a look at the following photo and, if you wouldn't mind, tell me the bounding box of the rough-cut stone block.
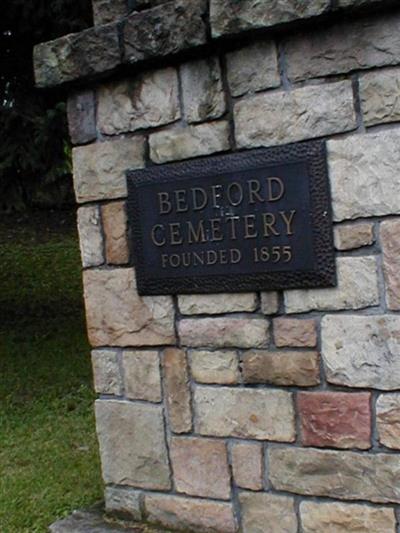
[194,386,295,441]
[178,293,257,315]
[150,121,230,164]
[260,292,279,315]
[298,392,371,449]
[92,0,128,25]
[226,41,280,97]
[273,318,317,348]
[381,219,400,310]
[360,67,400,127]
[284,256,379,313]
[231,442,263,490]
[101,201,129,265]
[122,350,161,402]
[179,317,269,349]
[72,137,145,202]
[328,131,400,221]
[322,314,400,390]
[334,222,375,251]
[376,394,400,450]
[34,24,120,88]
[269,446,400,503]
[67,90,96,145]
[235,80,355,149]
[145,494,237,533]
[123,1,207,64]
[239,492,297,533]
[181,57,226,124]
[95,400,170,489]
[170,437,231,499]
[77,205,104,268]
[163,348,192,433]
[285,13,400,82]
[300,500,396,533]
[242,351,320,387]
[190,350,239,384]
[83,268,175,347]
[91,349,122,396]
[97,68,180,135]
[210,0,330,38]
[104,486,141,520]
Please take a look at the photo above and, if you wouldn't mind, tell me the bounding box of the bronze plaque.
[127,141,336,295]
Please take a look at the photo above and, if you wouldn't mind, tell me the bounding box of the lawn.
[0,210,103,532]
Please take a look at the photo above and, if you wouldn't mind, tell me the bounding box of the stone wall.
[35,1,400,531]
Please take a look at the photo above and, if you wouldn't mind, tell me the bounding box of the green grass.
[0,213,103,532]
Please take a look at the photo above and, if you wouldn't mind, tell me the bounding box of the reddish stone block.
[274,318,317,348]
[298,392,371,449]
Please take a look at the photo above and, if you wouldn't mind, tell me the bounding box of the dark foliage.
[0,0,92,212]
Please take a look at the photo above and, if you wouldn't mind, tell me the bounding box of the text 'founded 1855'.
[127,141,336,295]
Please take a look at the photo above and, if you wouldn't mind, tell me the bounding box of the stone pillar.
[34,1,400,531]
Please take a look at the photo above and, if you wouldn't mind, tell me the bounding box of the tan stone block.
[97,68,180,135]
[361,67,400,127]
[269,446,400,503]
[77,205,104,267]
[95,400,170,490]
[242,351,320,387]
[334,222,375,251]
[104,486,141,521]
[190,350,239,385]
[170,437,231,499]
[179,317,269,349]
[163,348,192,434]
[83,268,175,347]
[239,492,297,533]
[145,494,237,533]
[91,349,122,396]
[274,318,317,348]
[260,292,279,315]
[122,350,161,403]
[194,386,295,441]
[101,201,129,265]
[178,293,257,315]
[381,219,400,310]
[300,500,396,533]
[231,442,263,490]
[149,121,230,164]
[72,137,145,202]
[377,394,400,450]
[284,256,379,313]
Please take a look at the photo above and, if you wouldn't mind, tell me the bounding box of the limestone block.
[101,201,129,265]
[242,351,320,387]
[284,256,379,313]
[67,90,96,145]
[360,67,400,126]
[194,386,295,441]
[72,137,145,202]
[260,292,279,315]
[77,205,104,268]
[273,318,317,348]
[92,0,128,25]
[328,131,400,220]
[122,350,161,402]
[226,41,280,97]
[178,293,257,315]
[181,57,226,123]
[376,394,400,449]
[95,400,170,489]
[235,80,355,149]
[91,349,122,396]
[97,68,180,135]
[145,494,237,533]
[239,492,297,533]
[334,222,375,250]
[104,486,141,520]
[231,442,263,490]
[381,219,400,310]
[179,317,269,349]
[269,446,400,503]
[322,314,400,390]
[298,392,371,449]
[190,350,239,385]
[300,500,396,533]
[83,268,175,347]
[170,437,231,499]
[149,121,230,164]
[163,348,192,433]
